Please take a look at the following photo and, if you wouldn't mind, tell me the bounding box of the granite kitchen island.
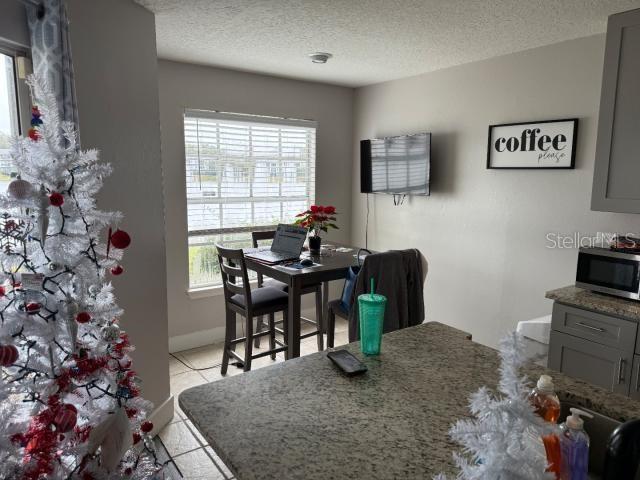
[179,322,640,480]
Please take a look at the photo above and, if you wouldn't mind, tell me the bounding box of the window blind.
[184,109,316,287]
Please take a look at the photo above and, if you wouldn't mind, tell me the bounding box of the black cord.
[365,193,369,250]
[169,353,221,372]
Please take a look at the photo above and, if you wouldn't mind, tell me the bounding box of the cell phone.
[327,350,368,375]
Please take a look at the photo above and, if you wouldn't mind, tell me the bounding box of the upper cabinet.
[592,9,640,214]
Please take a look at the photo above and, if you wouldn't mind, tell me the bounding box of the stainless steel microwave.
[576,247,640,300]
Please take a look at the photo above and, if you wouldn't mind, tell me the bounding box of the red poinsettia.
[294,205,339,236]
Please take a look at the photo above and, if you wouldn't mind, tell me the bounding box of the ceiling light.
[308,52,333,64]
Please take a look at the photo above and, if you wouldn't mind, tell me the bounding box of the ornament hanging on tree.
[28,106,42,142]
[107,228,131,258]
[49,192,64,207]
[75,311,91,324]
[63,299,79,348]
[111,265,124,276]
[0,344,19,366]
[37,185,49,245]
[7,178,33,200]
[101,324,120,342]
[53,404,77,432]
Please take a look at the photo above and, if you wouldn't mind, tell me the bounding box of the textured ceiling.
[136,0,640,87]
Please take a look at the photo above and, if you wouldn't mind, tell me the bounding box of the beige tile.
[334,317,349,333]
[176,343,225,370]
[159,420,201,457]
[169,355,190,376]
[173,447,226,480]
[206,446,234,478]
[170,370,208,396]
[185,419,209,446]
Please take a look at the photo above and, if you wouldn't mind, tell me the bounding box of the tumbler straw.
[370,277,374,299]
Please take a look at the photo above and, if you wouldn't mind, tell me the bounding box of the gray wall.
[0,0,29,49]
[158,60,354,346]
[67,0,169,408]
[352,35,639,348]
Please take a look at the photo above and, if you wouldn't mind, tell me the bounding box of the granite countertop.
[179,322,640,480]
[546,285,640,321]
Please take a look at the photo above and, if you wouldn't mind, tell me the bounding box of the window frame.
[0,42,31,136]
[183,109,317,291]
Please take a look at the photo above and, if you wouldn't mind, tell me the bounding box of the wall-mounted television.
[360,132,431,196]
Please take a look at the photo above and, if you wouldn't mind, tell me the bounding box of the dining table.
[243,244,364,359]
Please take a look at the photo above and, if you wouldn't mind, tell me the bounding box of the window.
[0,52,20,192]
[184,110,316,288]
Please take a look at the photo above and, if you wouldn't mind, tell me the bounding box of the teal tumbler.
[358,293,387,355]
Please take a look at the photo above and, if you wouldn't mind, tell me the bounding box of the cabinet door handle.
[576,321,605,333]
[617,358,625,384]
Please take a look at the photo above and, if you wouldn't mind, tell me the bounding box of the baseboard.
[169,326,227,353]
[148,394,174,435]
[168,307,317,353]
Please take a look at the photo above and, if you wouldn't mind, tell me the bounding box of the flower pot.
[308,235,322,255]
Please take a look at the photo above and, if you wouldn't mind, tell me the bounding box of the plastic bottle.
[528,375,562,478]
[559,408,593,480]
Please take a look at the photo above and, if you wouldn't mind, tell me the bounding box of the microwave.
[576,247,640,300]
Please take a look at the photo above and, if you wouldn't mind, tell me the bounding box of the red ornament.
[0,286,5,297]
[0,345,19,366]
[53,404,77,432]
[76,312,91,324]
[25,302,41,313]
[132,432,141,444]
[140,421,153,433]
[110,265,124,276]
[28,127,40,141]
[110,229,131,249]
[49,192,64,207]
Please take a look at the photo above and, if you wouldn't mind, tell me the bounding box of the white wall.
[352,35,640,348]
[158,60,354,348]
[66,0,170,414]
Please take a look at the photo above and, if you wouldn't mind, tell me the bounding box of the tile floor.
[160,316,350,479]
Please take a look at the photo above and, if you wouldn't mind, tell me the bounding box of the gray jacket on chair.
[348,249,426,342]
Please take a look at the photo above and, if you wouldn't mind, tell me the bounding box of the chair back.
[251,230,276,286]
[251,229,276,247]
[216,243,252,311]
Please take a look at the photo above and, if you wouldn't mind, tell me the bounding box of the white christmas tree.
[0,75,165,479]
[435,332,557,480]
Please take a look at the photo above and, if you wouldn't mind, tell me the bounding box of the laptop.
[245,224,308,264]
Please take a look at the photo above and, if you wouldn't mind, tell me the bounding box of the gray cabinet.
[548,303,639,396]
[632,355,640,400]
[592,8,640,213]
[549,330,632,396]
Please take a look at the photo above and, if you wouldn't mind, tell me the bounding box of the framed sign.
[487,118,578,169]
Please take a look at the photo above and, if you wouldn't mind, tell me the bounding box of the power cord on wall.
[365,193,369,250]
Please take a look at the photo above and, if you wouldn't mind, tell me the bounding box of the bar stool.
[216,244,289,373]
[251,230,325,352]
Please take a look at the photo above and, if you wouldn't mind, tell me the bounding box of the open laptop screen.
[271,224,308,255]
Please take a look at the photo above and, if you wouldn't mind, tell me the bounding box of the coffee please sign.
[487,119,578,169]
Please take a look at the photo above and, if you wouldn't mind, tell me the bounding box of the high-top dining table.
[243,245,363,359]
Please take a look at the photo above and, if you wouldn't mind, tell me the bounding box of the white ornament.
[101,324,120,342]
[7,179,33,200]
[64,300,79,349]
[37,185,49,246]
[88,407,132,472]
[48,262,60,271]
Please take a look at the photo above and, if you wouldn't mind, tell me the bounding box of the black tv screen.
[360,132,431,195]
